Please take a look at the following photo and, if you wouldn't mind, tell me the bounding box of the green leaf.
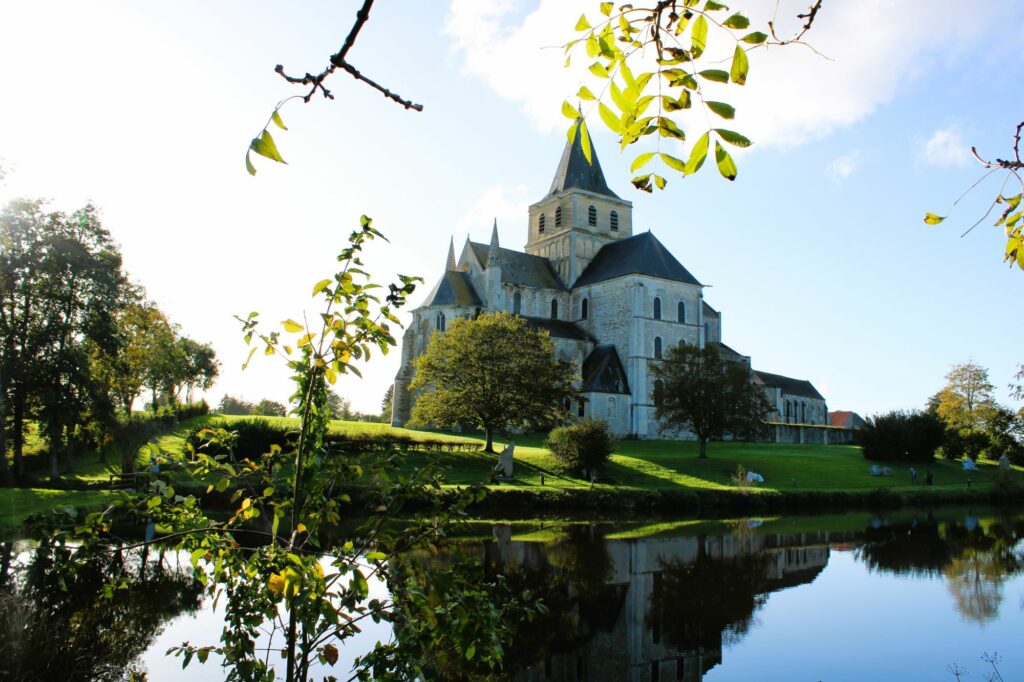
[312,279,332,296]
[630,152,655,172]
[706,101,735,119]
[283,319,304,333]
[715,140,737,180]
[653,174,667,190]
[245,152,256,176]
[704,0,728,10]
[577,85,597,101]
[730,45,749,85]
[575,14,591,31]
[271,110,288,130]
[561,100,578,120]
[242,347,257,369]
[566,120,580,144]
[657,117,686,140]
[714,129,752,147]
[250,129,286,164]
[685,132,710,175]
[660,153,687,173]
[589,61,610,79]
[723,13,750,29]
[698,69,729,83]
[600,2,613,16]
[691,15,708,57]
[598,102,624,134]
[924,213,946,225]
[741,31,768,44]
[579,121,593,164]
[609,81,630,114]
[465,644,476,661]
[365,551,387,561]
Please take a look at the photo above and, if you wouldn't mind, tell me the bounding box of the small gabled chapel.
[391,127,828,438]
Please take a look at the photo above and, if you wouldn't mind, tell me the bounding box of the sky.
[1,0,1022,417]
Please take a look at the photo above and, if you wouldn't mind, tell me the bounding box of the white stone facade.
[391,132,826,439]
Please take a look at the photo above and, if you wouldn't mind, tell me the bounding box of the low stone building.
[392,129,828,439]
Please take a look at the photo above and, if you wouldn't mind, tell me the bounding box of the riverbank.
[2,415,1020,525]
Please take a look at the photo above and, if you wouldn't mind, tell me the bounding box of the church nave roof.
[418,270,482,308]
[573,232,702,288]
[468,242,567,290]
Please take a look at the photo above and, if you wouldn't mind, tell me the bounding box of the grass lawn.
[144,415,1016,495]
[0,488,118,526]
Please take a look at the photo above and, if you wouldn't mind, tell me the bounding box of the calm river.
[4,508,1022,681]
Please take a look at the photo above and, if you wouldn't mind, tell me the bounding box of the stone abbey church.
[391,129,827,438]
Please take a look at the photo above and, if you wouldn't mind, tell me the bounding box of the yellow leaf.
[575,13,591,31]
[297,523,307,533]
[283,319,303,333]
[924,213,946,225]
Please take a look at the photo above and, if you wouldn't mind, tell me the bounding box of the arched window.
[704,322,709,340]
[678,301,685,323]
[580,298,588,320]
[435,312,446,332]
[577,401,585,417]
[610,210,619,231]
[588,205,597,226]
[513,291,522,315]
[555,206,563,228]
[654,336,663,359]
[538,214,546,234]
[550,299,559,320]
[653,297,662,320]
[607,397,616,419]
[801,402,806,423]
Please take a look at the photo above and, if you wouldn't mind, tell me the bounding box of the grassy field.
[160,415,1012,494]
[2,414,1019,526]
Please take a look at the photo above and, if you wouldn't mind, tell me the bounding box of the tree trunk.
[151,386,158,414]
[484,427,494,454]
[0,413,9,487]
[698,437,708,459]
[12,400,24,479]
[48,416,61,481]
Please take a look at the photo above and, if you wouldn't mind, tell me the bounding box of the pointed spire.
[445,236,457,271]
[487,219,501,266]
[549,119,619,199]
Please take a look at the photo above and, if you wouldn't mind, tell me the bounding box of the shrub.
[859,410,943,463]
[546,419,615,473]
[187,418,294,459]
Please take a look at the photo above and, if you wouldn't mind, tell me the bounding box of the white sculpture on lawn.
[494,441,515,479]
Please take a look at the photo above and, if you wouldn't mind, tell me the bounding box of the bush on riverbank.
[858,411,944,463]
[546,419,615,474]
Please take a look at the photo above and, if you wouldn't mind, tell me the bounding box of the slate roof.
[522,317,594,342]
[582,345,631,394]
[754,370,825,401]
[549,120,620,199]
[574,232,702,288]
[419,271,482,308]
[469,242,567,290]
[702,300,719,318]
[713,341,746,361]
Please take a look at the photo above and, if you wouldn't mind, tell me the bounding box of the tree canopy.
[409,312,577,453]
[651,342,768,458]
[933,361,998,432]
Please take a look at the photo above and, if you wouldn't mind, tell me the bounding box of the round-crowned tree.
[409,311,578,453]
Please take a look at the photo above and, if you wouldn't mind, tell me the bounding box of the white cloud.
[826,150,862,184]
[445,0,1007,148]
[454,184,530,236]
[920,126,972,167]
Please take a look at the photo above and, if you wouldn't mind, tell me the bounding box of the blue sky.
[1,0,1021,416]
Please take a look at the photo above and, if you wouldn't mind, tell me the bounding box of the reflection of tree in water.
[0,539,203,681]
[651,538,770,652]
[425,524,617,681]
[855,515,1024,624]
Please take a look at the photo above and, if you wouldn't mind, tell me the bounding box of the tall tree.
[0,199,52,478]
[410,312,577,453]
[934,361,998,432]
[33,204,124,478]
[381,384,394,420]
[651,343,769,458]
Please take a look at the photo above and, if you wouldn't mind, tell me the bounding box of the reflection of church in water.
[477,528,844,682]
